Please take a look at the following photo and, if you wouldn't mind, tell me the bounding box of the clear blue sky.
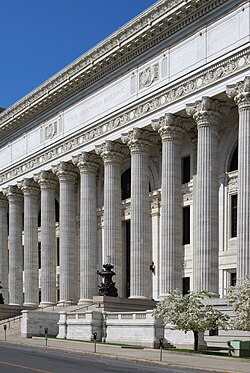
[0,0,156,109]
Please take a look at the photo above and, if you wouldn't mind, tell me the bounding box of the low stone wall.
[21,310,59,338]
[57,311,103,341]
[164,325,207,350]
[57,309,164,348]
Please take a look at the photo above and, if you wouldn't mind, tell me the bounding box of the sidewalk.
[1,335,250,373]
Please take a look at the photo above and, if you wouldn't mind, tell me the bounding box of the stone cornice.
[0,46,249,186]
[0,0,238,136]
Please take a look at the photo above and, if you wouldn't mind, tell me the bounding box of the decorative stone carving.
[72,152,100,174]
[139,63,159,89]
[151,113,190,141]
[17,178,40,196]
[121,128,157,153]
[34,170,58,190]
[186,96,230,127]
[0,49,249,185]
[226,76,250,108]
[52,161,78,182]
[95,141,126,164]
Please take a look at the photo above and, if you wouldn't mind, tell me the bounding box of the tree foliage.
[154,290,229,350]
[226,277,250,331]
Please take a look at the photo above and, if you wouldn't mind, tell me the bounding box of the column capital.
[72,152,100,174]
[17,179,40,196]
[226,76,250,109]
[95,140,126,165]
[52,161,78,183]
[0,192,8,208]
[151,113,190,142]
[121,128,157,154]
[186,97,230,128]
[34,170,58,190]
[3,185,23,202]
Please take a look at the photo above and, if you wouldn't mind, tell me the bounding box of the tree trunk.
[193,330,199,351]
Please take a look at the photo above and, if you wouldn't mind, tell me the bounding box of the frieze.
[0,47,249,185]
[0,0,234,130]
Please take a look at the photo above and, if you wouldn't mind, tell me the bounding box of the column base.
[128,296,151,300]
[77,299,93,306]
[39,301,56,308]
[57,300,75,307]
[23,302,39,307]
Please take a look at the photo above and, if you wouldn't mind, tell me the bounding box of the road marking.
[0,360,52,373]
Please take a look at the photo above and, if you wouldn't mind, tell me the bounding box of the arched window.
[228,146,238,172]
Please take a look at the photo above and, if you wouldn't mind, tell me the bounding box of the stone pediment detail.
[0,47,249,185]
[0,0,237,133]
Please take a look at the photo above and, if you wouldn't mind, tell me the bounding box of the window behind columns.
[182,277,190,295]
[56,237,60,266]
[228,146,238,172]
[230,271,237,286]
[55,199,60,222]
[121,168,131,200]
[182,206,190,245]
[38,242,41,269]
[231,194,237,238]
[182,155,190,184]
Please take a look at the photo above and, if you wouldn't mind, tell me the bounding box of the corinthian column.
[122,128,154,299]
[4,186,23,305]
[34,171,57,306]
[152,114,185,296]
[0,193,9,303]
[18,179,40,306]
[52,162,78,305]
[186,97,229,294]
[96,141,124,296]
[73,152,99,304]
[227,76,250,281]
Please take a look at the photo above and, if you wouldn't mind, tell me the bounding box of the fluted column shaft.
[227,77,250,280]
[187,97,229,294]
[18,179,40,306]
[53,162,78,304]
[152,114,185,295]
[122,129,153,299]
[4,186,23,305]
[73,153,99,304]
[0,193,9,303]
[35,171,57,306]
[96,141,124,295]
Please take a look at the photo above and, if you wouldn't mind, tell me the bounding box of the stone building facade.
[0,0,249,308]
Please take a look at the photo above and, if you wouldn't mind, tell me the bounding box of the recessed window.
[231,194,237,238]
[183,206,190,245]
[228,146,238,172]
[230,272,237,287]
[182,277,190,295]
[182,156,190,184]
[121,168,131,200]
[38,242,41,269]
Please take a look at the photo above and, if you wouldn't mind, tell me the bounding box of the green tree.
[154,290,229,351]
[226,277,250,331]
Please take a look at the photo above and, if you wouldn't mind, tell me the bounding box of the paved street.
[0,337,249,373]
[0,343,205,373]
